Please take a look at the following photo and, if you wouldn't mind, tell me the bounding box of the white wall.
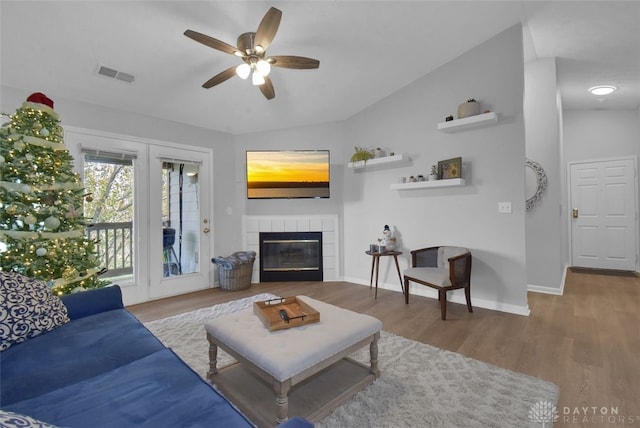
[341,25,529,314]
[563,110,640,161]
[524,58,564,293]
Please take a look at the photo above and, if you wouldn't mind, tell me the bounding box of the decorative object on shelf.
[417,175,425,182]
[374,148,385,158]
[525,158,548,212]
[429,165,439,181]
[377,225,396,252]
[389,152,395,156]
[398,177,406,183]
[445,115,454,122]
[347,153,409,170]
[408,176,416,182]
[437,111,498,132]
[350,146,374,163]
[457,98,481,119]
[438,157,462,179]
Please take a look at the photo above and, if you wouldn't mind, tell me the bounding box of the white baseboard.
[526,265,567,295]
[342,276,530,316]
[527,284,563,295]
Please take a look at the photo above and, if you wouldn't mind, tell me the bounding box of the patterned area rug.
[145,294,559,428]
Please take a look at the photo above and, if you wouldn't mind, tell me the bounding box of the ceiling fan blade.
[259,76,275,100]
[254,7,282,51]
[184,29,239,56]
[202,66,237,89]
[270,55,320,69]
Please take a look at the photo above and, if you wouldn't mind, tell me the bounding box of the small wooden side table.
[365,250,404,299]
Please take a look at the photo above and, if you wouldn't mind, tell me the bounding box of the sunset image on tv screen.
[246,151,330,199]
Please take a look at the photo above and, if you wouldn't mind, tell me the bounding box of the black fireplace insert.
[259,232,323,282]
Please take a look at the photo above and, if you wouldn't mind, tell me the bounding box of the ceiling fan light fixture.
[236,63,251,79]
[252,71,265,86]
[184,7,318,100]
[256,59,271,76]
[589,85,617,96]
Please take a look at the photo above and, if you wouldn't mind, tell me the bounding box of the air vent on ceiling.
[97,65,135,83]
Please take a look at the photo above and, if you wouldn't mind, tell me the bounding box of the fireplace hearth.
[259,232,323,282]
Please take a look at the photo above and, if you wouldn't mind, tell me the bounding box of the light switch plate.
[498,202,512,214]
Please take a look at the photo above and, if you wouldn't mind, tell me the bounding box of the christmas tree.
[0,92,107,295]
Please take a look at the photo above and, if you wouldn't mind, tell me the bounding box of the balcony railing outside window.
[87,221,133,277]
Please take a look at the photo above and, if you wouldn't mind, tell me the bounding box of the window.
[82,150,135,281]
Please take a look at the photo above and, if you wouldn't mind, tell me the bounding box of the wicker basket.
[212,251,256,291]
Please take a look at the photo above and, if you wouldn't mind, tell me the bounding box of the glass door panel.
[161,161,200,277]
[83,151,135,283]
[149,145,211,299]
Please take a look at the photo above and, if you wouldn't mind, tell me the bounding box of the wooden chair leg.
[439,289,447,320]
[404,278,410,304]
[465,285,473,313]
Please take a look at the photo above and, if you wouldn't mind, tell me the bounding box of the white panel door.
[570,158,638,270]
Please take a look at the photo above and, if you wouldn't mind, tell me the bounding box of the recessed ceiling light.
[588,85,616,96]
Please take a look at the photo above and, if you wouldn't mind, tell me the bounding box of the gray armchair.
[403,246,472,320]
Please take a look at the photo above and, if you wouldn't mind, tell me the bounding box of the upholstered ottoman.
[205,296,381,427]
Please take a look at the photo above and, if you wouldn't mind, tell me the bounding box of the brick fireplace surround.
[242,215,340,283]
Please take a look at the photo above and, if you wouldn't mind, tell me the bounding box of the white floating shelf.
[347,154,409,170]
[390,178,465,190]
[437,111,498,132]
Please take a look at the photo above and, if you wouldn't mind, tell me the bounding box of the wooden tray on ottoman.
[253,297,320,331]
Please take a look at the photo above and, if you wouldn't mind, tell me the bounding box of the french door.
[569,157,638,271]
[148,145,212,299]
[67,128,213,305]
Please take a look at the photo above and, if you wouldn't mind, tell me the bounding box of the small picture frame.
[438,157,462,179]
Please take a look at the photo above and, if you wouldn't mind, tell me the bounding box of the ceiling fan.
[184,7,319,100]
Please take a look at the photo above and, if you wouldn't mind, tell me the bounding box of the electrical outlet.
[498,202,512,214]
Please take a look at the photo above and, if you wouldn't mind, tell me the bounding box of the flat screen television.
[246,150,330,199]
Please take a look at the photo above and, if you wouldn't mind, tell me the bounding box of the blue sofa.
[1,284,311,428]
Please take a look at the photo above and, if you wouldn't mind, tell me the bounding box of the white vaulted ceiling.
[1,1,639,135]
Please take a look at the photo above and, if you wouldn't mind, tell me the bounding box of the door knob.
[572,208,579,219]
[203,227,210,233]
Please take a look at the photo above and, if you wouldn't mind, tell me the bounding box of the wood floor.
[129,268,639,427]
